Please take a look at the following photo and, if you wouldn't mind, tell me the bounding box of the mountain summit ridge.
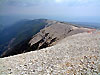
[1,19,94,57]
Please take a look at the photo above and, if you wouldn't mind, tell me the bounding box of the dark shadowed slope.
[0,19,49,55]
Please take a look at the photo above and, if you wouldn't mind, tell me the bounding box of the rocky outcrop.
[1,19,93,57]
[29,21,92,49]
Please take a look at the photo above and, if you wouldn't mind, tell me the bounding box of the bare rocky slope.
[1,20,93,57]
[0,30,100,75]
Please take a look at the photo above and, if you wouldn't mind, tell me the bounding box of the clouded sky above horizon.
[0,0,100,22]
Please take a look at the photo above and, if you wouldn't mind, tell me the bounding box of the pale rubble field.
[0,30,100,75]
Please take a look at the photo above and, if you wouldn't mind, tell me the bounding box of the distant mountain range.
[69,22,100,29]
[0,19,93,57]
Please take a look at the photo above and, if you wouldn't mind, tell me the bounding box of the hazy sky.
[0,0,100,23]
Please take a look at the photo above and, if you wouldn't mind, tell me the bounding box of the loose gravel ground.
[0,30,100,75]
